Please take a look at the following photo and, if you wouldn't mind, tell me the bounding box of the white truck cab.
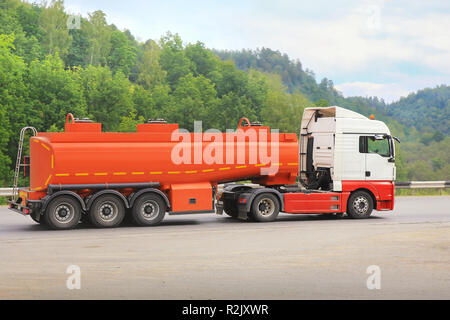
[299,106,397,191]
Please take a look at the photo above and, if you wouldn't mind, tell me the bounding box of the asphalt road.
[0,196,449,300]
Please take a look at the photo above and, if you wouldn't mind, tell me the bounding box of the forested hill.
[383,85,450,135]
[214,48,341,105]
[0,0,448,185]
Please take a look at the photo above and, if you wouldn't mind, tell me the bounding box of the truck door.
[360,135,395,181]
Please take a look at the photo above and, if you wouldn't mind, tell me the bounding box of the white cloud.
[335,73,449,102]
[334,82,411,102]
[237,6,450,76]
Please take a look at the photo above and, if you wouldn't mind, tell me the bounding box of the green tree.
[40,0,72,58]
[315,99,329,107]
[420,132,434,146]
[0,34,27,185]
[80,65,134,131]
[137,40,166,90]
[27,53,87,130]
[118,111,144,132]
[433,131,444,142]
[66,17,90,67]
[167,73,218,130]
[108,30,136,76]
[86,10,111,66]
[261,73,312,133]
[185,41,218,77]
[132,85,154,120]
[159,32,192,88]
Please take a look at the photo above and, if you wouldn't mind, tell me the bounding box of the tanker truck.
[8,106,399,230]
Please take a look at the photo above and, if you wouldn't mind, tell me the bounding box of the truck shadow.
[276,213,385,222]
[22,212,385,232]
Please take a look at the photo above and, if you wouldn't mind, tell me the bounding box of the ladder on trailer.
[11,127,37,201]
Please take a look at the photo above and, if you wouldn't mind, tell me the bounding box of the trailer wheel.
[131,193,166,226]
[223,200,238,218]
[89,194,125,228]
[347,191,373,219]
[44,196,82,230]
[250,193,280,222]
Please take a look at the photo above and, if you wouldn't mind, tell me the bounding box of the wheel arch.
[128,188,170,210]
[41,191,86,214]
[243,188,284,212]
[349,188,377,210]
[86,190,130,211]
[223,184,254,193]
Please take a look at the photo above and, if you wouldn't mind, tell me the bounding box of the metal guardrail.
[1,181,449,197]
[394,181,450,189]
[0,188,14,196]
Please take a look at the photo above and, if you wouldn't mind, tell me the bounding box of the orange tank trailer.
[12,114,299,229]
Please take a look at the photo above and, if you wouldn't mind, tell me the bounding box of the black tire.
[44,196,82,230]
[223,200,239,218]
[89,194,126,228]
[131,193,166,226]
[250,193,280,222]
[347,191,374,219]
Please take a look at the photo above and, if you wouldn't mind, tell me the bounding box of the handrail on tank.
[238,117,251,128]
[66,113,75,124]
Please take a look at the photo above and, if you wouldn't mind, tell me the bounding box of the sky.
[61,0,450,103]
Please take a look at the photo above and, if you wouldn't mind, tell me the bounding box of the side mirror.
[370,135,385,141]
[393,136,401,143]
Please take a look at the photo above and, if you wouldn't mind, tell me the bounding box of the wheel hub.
[99,203,117,221]
[141,201,158,219]
[55,204,72,222]
[257,198,275,216]
[353,196,369,215]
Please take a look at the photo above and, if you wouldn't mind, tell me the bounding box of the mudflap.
[238,205,250,220]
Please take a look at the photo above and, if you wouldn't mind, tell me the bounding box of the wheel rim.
[352,196,369,215]
[99,202,118,221]
[54,203,74,223]
[257,198,275,216]
[140,200,159,220]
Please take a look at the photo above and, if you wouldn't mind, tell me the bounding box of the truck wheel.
[131,193,166,226]
[223,200,238,218]
[89,194,125,228]
[44,196,82,230]
[347,191,373,219]
[250,193,280,222]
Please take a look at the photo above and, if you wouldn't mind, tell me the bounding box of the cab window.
[359,136,390,157]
